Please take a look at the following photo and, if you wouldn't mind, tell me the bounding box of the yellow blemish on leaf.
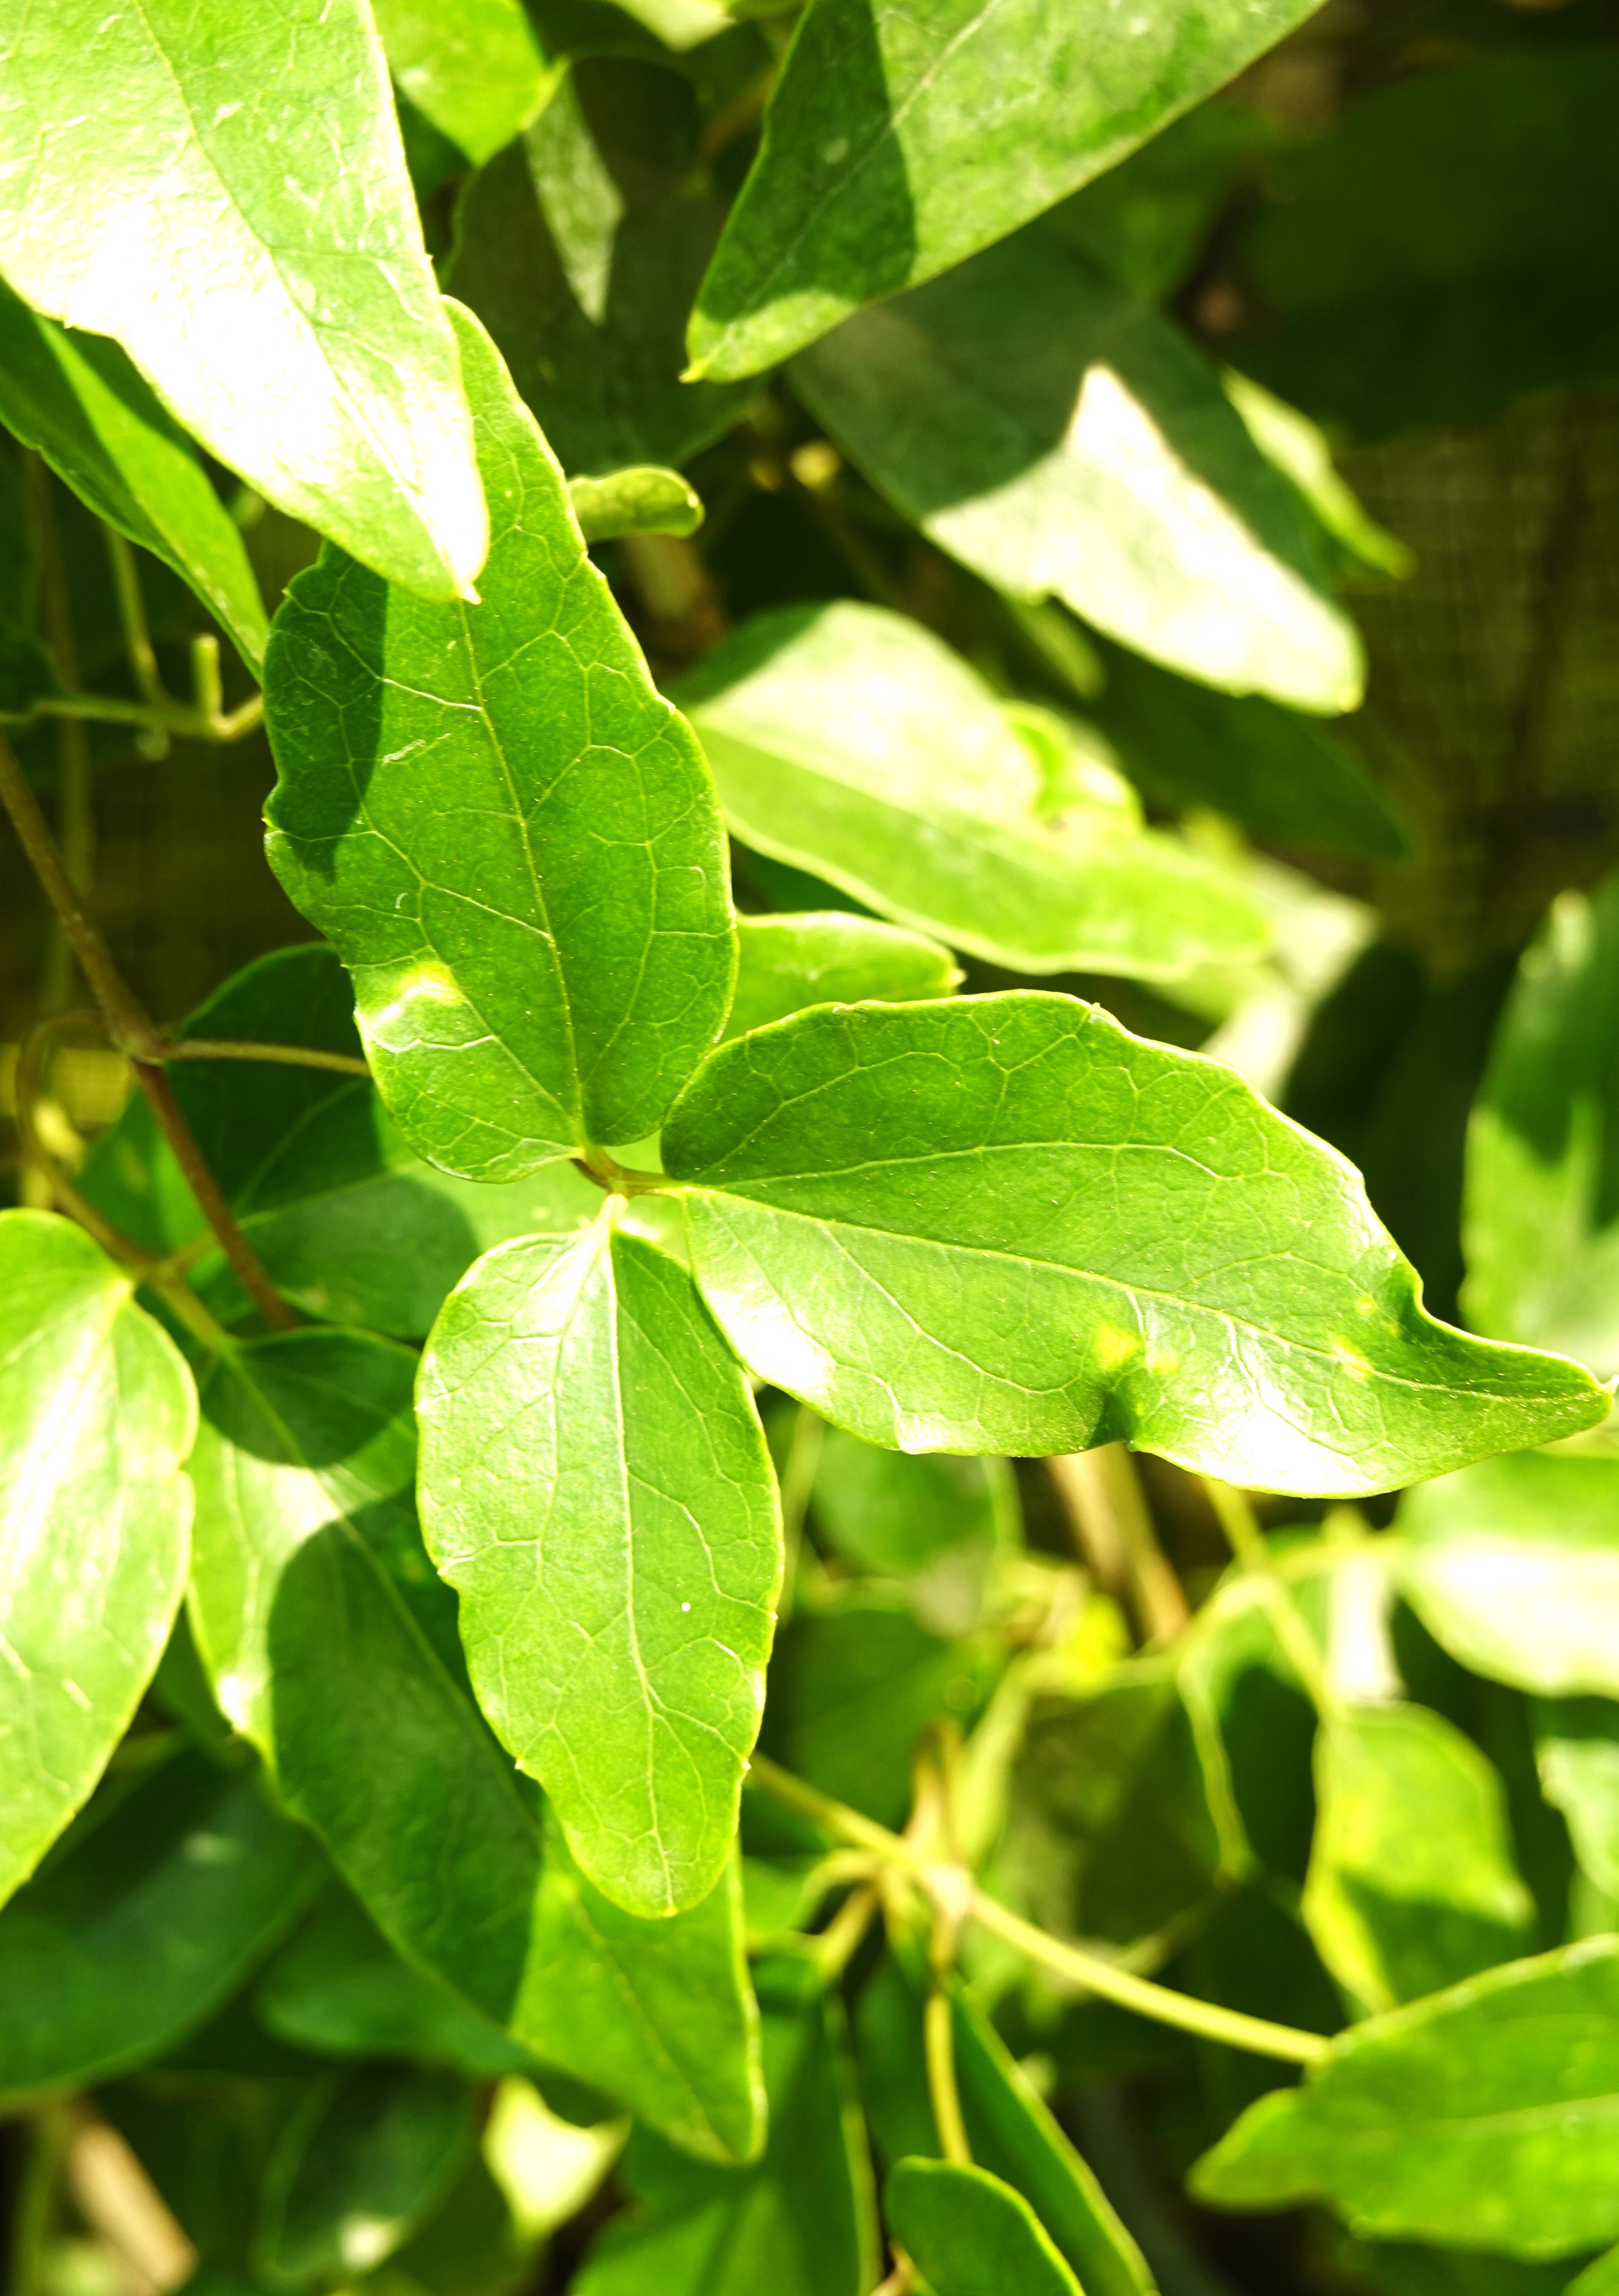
[1332,1337,1373,1377]
[1093,1323,1141,1373]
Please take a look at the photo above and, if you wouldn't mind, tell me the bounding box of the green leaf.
[258,1883,539,2077]
[264,304,734,1178]
[1191,1937,1619,2258]
[1397,1455,1619,1701]
[1222,371,1414,583]
[1463,874,1619,1375]
[0,285,269,671]
[509,1812,763,2165]
[371,0,560,165]
[764,1592,994,1829]
[381,2143,535,2296]
[0,1746,317,2105]
[569,467,704,542]
[1534,1700,1619,1901]
[1087,634,1408,862]
[571,1957,875,2295]
[80,945,601,1340]
[686,0,1329,378]
[186,1328,543,2024]
[998,1669,1224,1949]
[0,1210,196,1907]
[448,65,758,475]
[1569,2252,1619,2296]
[418,1217,780,1915]
[811,1433,1016,1633]
[0,0,487,596]
[676,604,1270,979]
[1047,105,1270,306]
[661,995,1606,1491]
[257,2068,473,2285]
[729,913,959,1042]
[1234,52,1619,441]
[1303,1703,1534,2015]
[791,231,1361,713]
[886,2157,1080,2296]
[854,1959,1153,2296]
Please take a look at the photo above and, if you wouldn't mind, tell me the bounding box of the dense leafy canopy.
[1,5,1616,2295]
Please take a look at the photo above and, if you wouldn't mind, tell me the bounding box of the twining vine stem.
[746,1753,1330,2067]
[0,731,295,1332]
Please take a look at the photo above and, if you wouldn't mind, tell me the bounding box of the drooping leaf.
[1534,1701,1619,1902]
[0,1210,195,1907]
[998,1668,1224,1950]
[371,0,560,165]
[264,303,734,1178]
[728,913,959,1042]
[686,0,1330,378]
[0,285,269,671]
[1233,52,1619,442]
[1086,634,1408,862]
[763,1592,995,1829]
[448,62,757,475]
[790,231,1362,712]
[855,1959,1153,2296]
[185,1327,543,2025]
[886,2157,1081,2296]
[1397,1455,1619,1701]
[0,1747,317,2105]
[676,603,1270,978]
[1191,1938,1619,2258]
[509,1813,763,2166]
[660,995,1606,1491]
[418,1217,780,1916]
[570,1956,875,2296]
[256,2068,473,2285]
[257,1883,539,2077]
[1303,1702,1534,2015]
[1463,874,1619,1376]
[80,945,601,1340]
[0,0,487,596]
[569,466,704,542]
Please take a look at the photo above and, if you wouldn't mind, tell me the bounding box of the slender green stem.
[135,1060,296,1331]
[25,457,94,1019]
[166,1037,371,1079]
[813,1883,879,1981]
[924,1986,972,2164]
[31,688,264,743]
[8,2105,73,2296]
[104,527,166,708]
[746,1754,1330,2066]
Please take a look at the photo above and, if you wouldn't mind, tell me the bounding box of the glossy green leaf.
[790,232,1361,712]
[0,284,269,671]
[371,0,559,165]
[661,995,1606,1490]
[1534,1701,1619,1901]
[1464,876,1619,1375]
[1191,1938,1619,2258]
[729,914,959,1042]
[0,1210,195,1908]
[1304,1702,1534,2015]
[80,945,600,1340]
[998,1668,1224,1949]
[0,0,486,596]
[186,1327,543,2024]
[0,1747,317,2105]
[687,0,1329,378]
[676,604,1270,979]
[569,466,704,542]
[419,1218,779,1915]
[1087,634,1408,862]
[449,65,757,475]
[889,2159,1079,2296]
[1234,52,1619,441]
[510,1812,762,2164]
[258,1884,537,2077]
[257,2068,473,2285]
[855,1959,1152,2296]
[764,1593,993,1829]
[265,304,734,1178]
[571,1957,874,2295]
[1397,1455,1619,1701]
